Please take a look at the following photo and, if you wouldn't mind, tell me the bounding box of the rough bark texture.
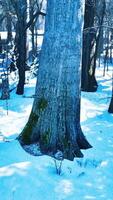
[19,0,92,160]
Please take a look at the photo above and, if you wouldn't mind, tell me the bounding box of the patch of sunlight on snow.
[0,104,32,138]
[81,126,90,132]
[87,111,103,118]
[81,110,103,122]
[84,195,96,199]
[81,98,104,122]
[55,180,73,195]
[100,161,108,167]
[97,137,103,141]
[98,185,105,190]
[0,162,30,177]
[85,182,93,187]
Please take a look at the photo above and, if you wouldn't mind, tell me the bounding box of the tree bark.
[29,1,35,62]
[16,24,26,95]
[1,76,10,100]
[19,0,92,160]
[108,97,113,113]
[15,0,27,95]
[81,0,98,92]
[6,14,12,43]
[81,0,105,92]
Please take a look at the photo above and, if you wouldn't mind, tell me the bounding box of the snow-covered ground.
[0,62,113,200]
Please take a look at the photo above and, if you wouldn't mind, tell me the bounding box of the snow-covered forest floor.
[0,61,113,200]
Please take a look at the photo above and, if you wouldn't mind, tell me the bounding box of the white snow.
[0,61,113,200]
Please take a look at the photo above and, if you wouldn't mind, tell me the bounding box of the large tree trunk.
[19,0,92,161]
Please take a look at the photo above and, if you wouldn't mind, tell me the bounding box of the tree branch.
[25,10,46,30]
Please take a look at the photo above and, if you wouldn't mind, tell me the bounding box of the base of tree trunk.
[16,69,25,95]
[18,137,92,161]
[81,75,98,92]
[1,78,10,100]
[16,65,25,95]
[18,0,92,161]
[18,122,92,161]
[16,83,24,95]
[81,85,98,92]
[108,97,113,113]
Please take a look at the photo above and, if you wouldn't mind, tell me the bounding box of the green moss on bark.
[40,129,51,149]
[62,136,70,149]
[21,111,39,144]
[38,98,48,112]
[20,98,48,145]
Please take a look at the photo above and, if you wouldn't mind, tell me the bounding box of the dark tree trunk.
[1,77,10,100]
[81,0,105,92]
[108,97,113,113]
[6,14,12,43]
[29,1,35,61]
[31,24,35,60]
[19,0,92,161]
[0,35,2,53]
[81,0,98,92]
[108,70,113,113]
[16,22,26,95]
[93,0,105,76]
[15,0,27,95]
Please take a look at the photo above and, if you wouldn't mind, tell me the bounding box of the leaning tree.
[19,0,92,161]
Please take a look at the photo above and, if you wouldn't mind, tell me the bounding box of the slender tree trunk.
[16,22,26,95]
[81,0,105,92]
[31,24,35,60]
[81,0,98,92]
[0,35,2,53]
[6,14,12,43]
[1,77,10,100]
[16,0,27,95]
[29,1,35,61]
[19,0,92,161]
[93,0,105,75]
